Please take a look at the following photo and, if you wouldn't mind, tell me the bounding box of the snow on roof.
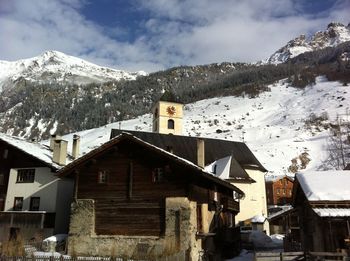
[313,208,350,217]
[251,215,267,223]
[296,171,350,201]
[268,206,293,221]
[0,132,68,170]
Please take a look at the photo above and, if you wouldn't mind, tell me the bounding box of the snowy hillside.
[267,22,350,64]
[57,77,350,177]
[0,50,147,92]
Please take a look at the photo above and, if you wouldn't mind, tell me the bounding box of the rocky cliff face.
[267,22,350,64]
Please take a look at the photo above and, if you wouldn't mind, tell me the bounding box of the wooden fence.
[254,251,350,261]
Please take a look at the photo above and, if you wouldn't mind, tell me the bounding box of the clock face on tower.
[166,105,176,116]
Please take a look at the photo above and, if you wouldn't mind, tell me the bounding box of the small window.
[97,170,108,184]
[13,197,23,211]
[3,149,8,159]
[152,168,165,183]
[276,189,280,195]
[16,169,35,183]
[168,119,175,129]
[0,173,4,185]
[30,197,40,211]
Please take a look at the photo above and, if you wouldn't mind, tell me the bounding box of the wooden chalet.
[110,129,270,233]
[58,132,244,260]
[291,171,350,252]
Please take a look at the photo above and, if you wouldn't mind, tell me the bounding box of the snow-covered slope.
[0,50,147,92]
[267,22,350,64]
[55,77,350,178]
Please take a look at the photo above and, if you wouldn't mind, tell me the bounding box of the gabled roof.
[295,171,350,202]
[110,129,267,174]
[57,132,244,195]
[0,132,65,170]
[205,155,255,183]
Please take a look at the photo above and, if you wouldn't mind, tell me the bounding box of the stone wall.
[68,198,202,260]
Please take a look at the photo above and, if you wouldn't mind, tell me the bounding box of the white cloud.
[0,0,348,72]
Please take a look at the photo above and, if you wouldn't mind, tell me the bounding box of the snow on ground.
[55,77,350,177]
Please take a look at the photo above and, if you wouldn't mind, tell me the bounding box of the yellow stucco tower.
[152,93,183,135]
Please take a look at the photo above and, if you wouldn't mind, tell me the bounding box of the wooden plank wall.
[77,151,187,236]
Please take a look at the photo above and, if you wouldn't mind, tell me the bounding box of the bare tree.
[327,112,350,169]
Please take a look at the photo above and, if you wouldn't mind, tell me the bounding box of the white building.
[0,133,76,242]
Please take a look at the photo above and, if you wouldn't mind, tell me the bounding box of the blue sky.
[0,0,349,72]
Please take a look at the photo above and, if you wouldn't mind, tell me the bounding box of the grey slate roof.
[110,129,267,179]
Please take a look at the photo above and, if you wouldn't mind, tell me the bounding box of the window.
[276,189,280,195]
[16,169,35,183]
[167,119,175,129]
[152,168,165,183]
[13,197,23,211]
[30,197,40,211]
[0,173,4,185]
[97,170,108,184]
[3,149,8,159]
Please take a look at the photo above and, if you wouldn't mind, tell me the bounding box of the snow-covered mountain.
[267,22,350,64]
[57,76,350,177]
[0,50,147,92]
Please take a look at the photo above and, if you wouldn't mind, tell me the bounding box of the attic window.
[16,169,35,183]
[97,170,108,184]
[168,119,175,129]
[152,168,165,183]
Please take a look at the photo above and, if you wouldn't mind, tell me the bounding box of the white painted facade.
[2,166,74,241]
[206,157,269,234]
[233,169,270,234]
[5,167,59,212]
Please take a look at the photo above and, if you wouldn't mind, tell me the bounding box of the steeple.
[152,92,183,135]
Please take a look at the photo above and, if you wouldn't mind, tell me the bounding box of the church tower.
[152,92,183,135]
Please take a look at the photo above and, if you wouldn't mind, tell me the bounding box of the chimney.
[197,139,205,168]
[53,139,68,165]
[50,134,61,150]
[72,134,80,159]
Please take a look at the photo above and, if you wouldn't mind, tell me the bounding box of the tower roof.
[159,91,182,103]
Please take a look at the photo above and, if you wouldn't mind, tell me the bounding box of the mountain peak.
[267,22,350,64]
[0,51,147,92]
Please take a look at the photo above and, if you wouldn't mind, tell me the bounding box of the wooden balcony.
[0,211,55,228]
[222,197,240,212]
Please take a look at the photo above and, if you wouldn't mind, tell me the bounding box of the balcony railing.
[0,211,55,228]
[222,197,240,212]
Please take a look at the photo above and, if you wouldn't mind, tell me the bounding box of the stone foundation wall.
[68,198,202,260]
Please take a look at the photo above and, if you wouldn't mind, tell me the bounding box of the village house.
[266,176,294,206]
[291,170,350,252]
[110,97,269,234]
[57,132,244,260]
[0,133,76,242]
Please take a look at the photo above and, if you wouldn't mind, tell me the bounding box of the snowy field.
[57,77,350,178]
